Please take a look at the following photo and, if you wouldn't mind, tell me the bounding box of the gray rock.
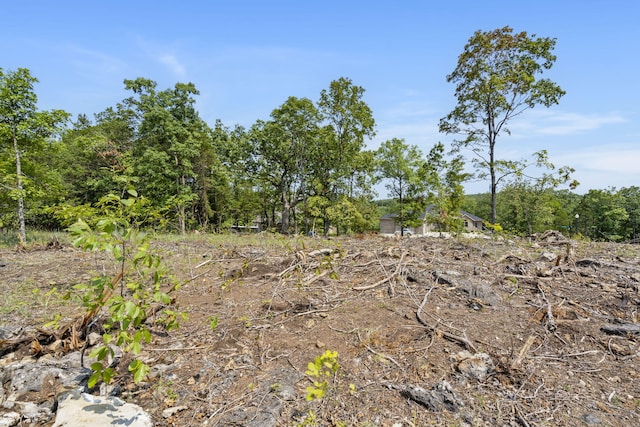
[451,350,495,381]
[218,366,301,427]
[0,327,21,341]
[538,251,558,262]
[401,380,463,412]
[580,413,602,425]
[1,353,91,401]
[53,389,152,427]
[13,400,52,422]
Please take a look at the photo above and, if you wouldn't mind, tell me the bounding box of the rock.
[451,351,495,380]
[13,400,52,422]
[218,366,300,427]
[0,412,20,427]
[538,251,558,262]
[0,327,21,341]
[1,351,91,402]
[460,281,501,306]
[87,332,102,346]
[400,380,463,412]
[162,405,188,418]
[580,413,603,425]
[53,389,152,427]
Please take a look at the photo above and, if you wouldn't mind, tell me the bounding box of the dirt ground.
[1,232,640,426]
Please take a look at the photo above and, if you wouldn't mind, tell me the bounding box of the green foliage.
[68,189,185,387]
[375,138,427,232]
[576,188,631,241]
[422,142,470,233]
[0,67,69,246]
[496,151,577,235]
[305,350,340,401]
[440,26,566,224]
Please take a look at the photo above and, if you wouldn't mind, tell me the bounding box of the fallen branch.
[416,286,478,353]
[352,273,397,291]
[511,335,537,370]
[363,344,402,369]
[536,283,556,332]
[601,322,640,336]
[353,251,406,291]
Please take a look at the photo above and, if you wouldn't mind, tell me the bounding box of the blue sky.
[2,1,638,196]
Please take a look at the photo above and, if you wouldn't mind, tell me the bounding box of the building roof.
[461,210,483,222]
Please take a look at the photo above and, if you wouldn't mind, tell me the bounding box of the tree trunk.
[177,163,186,234]
[13,133,26,247]
[280,188,290,234]
[489,140,497,225]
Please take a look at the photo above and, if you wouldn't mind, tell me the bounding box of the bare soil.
[1,232,640,426]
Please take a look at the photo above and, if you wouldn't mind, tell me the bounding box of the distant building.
[379,205,484,235]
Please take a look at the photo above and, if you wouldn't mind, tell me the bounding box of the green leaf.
[88,371,102,389]
[209,316,219,330]
[129,359,150,383]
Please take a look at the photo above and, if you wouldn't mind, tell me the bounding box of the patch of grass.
[0,279,75,325]
[0,229,70,249]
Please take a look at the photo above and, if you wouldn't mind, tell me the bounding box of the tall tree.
[56,112,135,205]
[316,77,376,234]
[249,97,320,234]
[123,78,207,234]
[0,68,68,246]
[439,26,565,224]
[376,138,427,235]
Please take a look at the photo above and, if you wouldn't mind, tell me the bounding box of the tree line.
[2,27,636,245]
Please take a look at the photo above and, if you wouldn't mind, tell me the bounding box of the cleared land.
[1,232,640,426]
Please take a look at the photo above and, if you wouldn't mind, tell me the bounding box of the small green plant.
[209,315,219,330]
[304,350,339,401]
[297,410,317,427]
[483,221,504,236]
[68,189,186,388]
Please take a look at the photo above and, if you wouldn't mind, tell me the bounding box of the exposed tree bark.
[13,130,26,247]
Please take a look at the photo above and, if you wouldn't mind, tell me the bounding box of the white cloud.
[510,110,626,137]
[133,36,187,78]
[560,145,640,174]
[158,53,186,77]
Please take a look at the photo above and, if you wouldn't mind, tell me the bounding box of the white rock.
[0,412,20,427]
[53,389,152,427]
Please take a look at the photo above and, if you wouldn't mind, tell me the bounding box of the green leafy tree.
[0,68,69,246]
[422,142,470,232]
[249,96,320,234]
[124,78,208,234]
[376,138,427,234]
[619,186,640,240]
[55,112,134,205]
[439,26,566,224]
[576,189,629,241]
[497,150,577,235]
[316,77,376,234]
